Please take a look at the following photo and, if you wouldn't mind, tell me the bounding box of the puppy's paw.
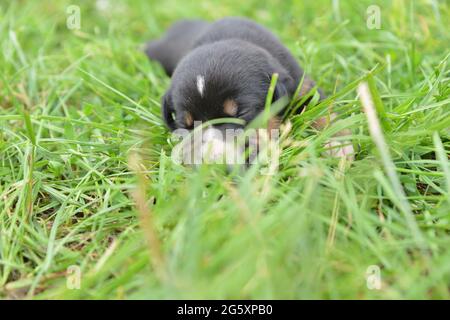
[325,139,355,161]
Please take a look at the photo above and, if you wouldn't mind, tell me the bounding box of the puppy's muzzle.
[171,122,279,168]
[171,123,244,166]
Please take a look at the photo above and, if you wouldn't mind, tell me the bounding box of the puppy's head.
[162,39,294,165]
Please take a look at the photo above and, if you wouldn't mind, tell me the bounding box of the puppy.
[146,17,353,164]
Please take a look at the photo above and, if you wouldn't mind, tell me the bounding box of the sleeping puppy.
[146,17,353,165]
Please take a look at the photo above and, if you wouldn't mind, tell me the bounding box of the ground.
[0,0,449,299]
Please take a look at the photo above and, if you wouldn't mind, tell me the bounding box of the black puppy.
[146,17,353,163]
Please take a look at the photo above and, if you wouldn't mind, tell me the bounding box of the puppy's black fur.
[146,17,320,132]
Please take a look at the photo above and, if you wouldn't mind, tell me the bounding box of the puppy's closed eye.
[223,99,238,117]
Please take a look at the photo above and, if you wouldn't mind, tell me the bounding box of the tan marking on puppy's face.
[267,116,281,131]
[223,99,238,117]
[267,116,281,139]
[184,112,193,127]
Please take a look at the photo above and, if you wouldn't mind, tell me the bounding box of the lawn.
[0,0,449,299]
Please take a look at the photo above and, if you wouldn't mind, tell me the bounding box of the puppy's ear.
[299,77,326,101]
[272,73,294,102]
[273,81,288,102]
[285,77,327,116]
[161,91,177,131]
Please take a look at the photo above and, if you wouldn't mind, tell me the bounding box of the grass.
[0,0,449,299]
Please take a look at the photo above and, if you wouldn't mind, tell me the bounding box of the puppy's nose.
[210,123,244,132]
